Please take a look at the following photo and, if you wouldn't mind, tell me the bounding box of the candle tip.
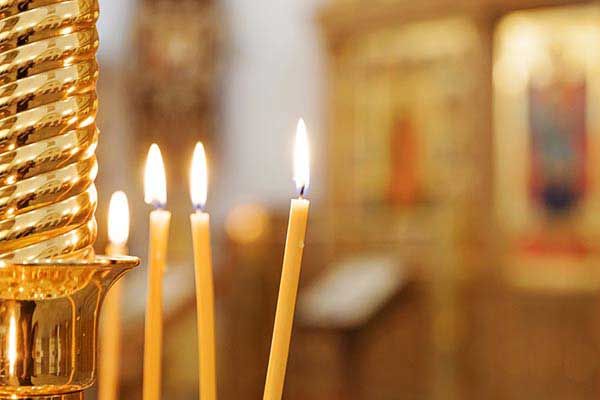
[190,141,208,210]
[294,118,310,196]
[144,143,167,208]
[108,190,130,245]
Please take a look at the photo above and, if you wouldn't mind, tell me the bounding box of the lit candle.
[106,191,130,255]
[189,142,217,400]
[263,119,311,400]
[99,191,130,400]
[143,144,171,400]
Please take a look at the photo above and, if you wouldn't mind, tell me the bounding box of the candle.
[143,144,171,400]
[263,119,311,400]
[189,142,217,400]
[99,191,130,400]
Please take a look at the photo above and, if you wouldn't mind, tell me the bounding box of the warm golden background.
[92,0,600,398]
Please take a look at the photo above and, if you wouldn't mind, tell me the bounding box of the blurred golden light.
[294,118,310,195]
[226,203,270,244]
[108,191,130,246]
[190,142,208,210]
[78,116,95,128]
[8,313,16,376]
[63,56,75,67]
[144,144,167,208]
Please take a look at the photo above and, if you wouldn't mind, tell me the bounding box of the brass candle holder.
[0,1,140,399]
[0,255,139,400]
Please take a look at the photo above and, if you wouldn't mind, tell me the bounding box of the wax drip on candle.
[0,0,101,261]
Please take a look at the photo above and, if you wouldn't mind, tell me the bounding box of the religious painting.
[388,114,420,205]
[493,5,600,289]
[528,76,587,215]
[328,16,483,243]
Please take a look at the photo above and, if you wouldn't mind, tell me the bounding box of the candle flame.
[144,144,167,208]
[294,118,310,195]
[108,191,130,246]
[8,313,16,376]
[190,142,208,210]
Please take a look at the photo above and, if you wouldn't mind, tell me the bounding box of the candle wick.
[152,200,166,210]
[193,204,206,213]
[298,185,306,199]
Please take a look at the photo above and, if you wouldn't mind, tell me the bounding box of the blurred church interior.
[92,0,600,398]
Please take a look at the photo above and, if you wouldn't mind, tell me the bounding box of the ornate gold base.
[0,394,83,400]
[0,256,139,400]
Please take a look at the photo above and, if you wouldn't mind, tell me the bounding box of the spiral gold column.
[0,4,140,400]
[0,0,99,262]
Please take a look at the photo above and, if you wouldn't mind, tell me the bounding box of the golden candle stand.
[0,0,140,397]
[0,256,139,400]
